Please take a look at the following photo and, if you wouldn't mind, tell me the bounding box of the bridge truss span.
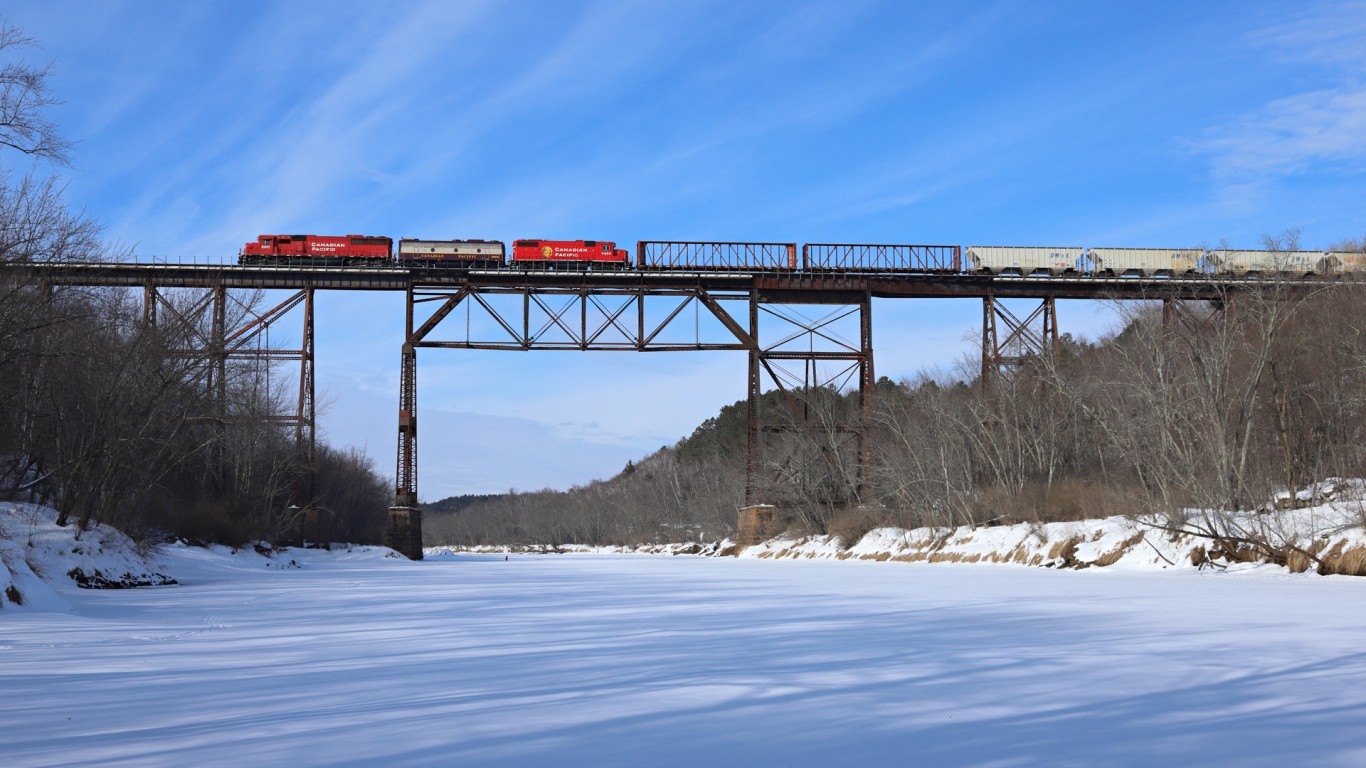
[392,277,876,535]
[404,282,755,353]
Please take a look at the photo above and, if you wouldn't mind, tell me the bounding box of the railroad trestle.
[6,259,1348,559]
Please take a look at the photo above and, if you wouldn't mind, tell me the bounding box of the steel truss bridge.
[6,254,1343,559]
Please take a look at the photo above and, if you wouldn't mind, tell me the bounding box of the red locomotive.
[511,239,630,270]
[240,234,393,266]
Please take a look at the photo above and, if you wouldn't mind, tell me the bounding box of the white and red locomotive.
[397,238,505,269]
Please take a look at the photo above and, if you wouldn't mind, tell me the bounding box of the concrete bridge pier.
[736,504,778,548]
[386,507,424,560]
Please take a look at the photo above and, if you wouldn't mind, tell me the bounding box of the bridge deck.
[5,261,1351,300]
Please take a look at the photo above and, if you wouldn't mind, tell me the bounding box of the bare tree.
[0,23,73,164]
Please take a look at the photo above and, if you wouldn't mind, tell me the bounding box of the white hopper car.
[966,246,1086,275]
[1204,250,1335,275]
[1087,247,1203,276]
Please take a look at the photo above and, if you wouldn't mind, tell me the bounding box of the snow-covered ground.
[3,505,1366,766]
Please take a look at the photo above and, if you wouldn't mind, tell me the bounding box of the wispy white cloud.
[1243,0,1366,71]
[116,2,494,258]
[1192,2,1366,191]
[1197,87,1366,179]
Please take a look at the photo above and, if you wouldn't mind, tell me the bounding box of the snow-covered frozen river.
[4,550,1366,766]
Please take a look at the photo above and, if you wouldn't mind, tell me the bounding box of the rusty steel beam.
[210,284,227,424]
[395,282,419,507]
[412,341,751,352]
[746,292,761,505]
[858,291,873,500]
[292,288,316,506]
[638,241,798,270]
[142,284,157,327]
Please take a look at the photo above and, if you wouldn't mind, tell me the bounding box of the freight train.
[239,235,1366,276]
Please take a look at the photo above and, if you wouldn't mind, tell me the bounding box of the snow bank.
[743,497,1366,576]
[0,503,176,611]
[0,503,405,612]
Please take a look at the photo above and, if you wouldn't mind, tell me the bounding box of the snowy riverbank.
[431,484,1366,577]
[7,483,1366,615]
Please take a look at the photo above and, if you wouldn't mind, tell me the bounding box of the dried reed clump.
[1006,543,1034,565]
[1316,541,1366,576]
[1285,548,1314,573]
[1045,537,1083,568]
[1089,533,1146,567]
[1190,545,1208,567]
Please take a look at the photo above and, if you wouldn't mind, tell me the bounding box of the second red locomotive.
[511,239,630,270]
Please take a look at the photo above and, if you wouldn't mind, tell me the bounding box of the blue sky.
[8,1,1366,499]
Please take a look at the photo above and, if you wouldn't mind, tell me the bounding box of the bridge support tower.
[981,294,1059,386]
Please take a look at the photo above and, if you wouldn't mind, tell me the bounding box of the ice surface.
[3,539,1366,766]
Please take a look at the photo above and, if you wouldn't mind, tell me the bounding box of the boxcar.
[510,239,630,269]
[397,239,505,269]
[240,234,392,266]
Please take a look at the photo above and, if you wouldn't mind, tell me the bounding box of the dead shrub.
[971,481,1139,527]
